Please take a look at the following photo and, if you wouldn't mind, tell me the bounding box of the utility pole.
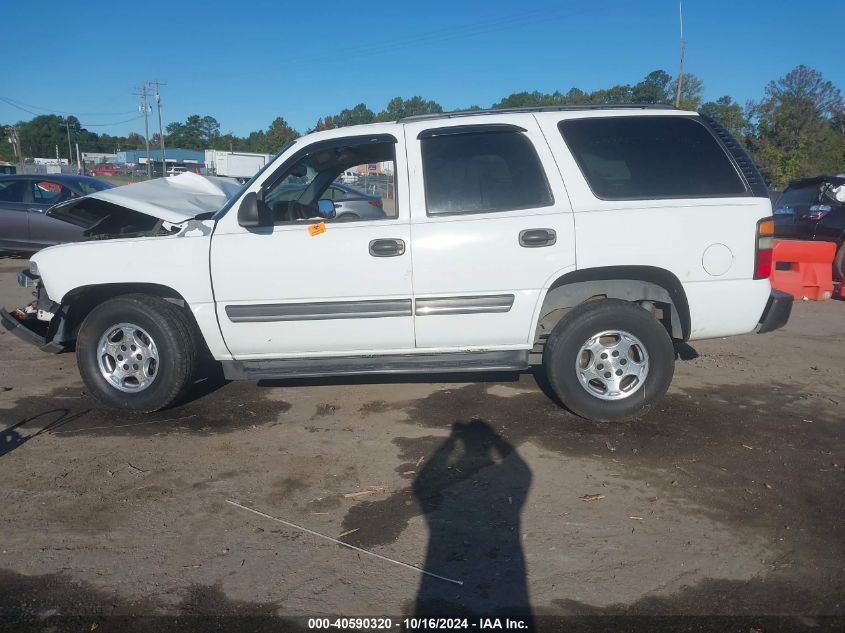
[135,85,152,178]
[65,121,73,166]
[7,126,24,172]
[674,1,686,108]
[150,80,167,175]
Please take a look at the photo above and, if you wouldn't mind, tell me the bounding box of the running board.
[221,350,529,381]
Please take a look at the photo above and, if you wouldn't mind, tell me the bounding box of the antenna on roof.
[674,1,686,108]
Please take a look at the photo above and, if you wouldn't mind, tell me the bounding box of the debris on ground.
[343,485,388,499]
[579,494,605,502]
[337,528,359,539]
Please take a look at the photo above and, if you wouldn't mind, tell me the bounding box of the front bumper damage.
[1,307,64,353]
[1,268,65,353]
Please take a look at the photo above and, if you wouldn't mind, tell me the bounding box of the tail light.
[754,218,774,279]
[806,204,831,221]
[368,199,383,208]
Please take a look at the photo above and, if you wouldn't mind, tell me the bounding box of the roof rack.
[398,103,677,123]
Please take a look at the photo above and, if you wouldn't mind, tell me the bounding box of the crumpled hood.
[85,172,242,223]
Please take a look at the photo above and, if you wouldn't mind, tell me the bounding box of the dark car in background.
[0,174,114,255]
[773,175,845,279]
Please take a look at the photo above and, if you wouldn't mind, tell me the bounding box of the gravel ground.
[1,255,843,632]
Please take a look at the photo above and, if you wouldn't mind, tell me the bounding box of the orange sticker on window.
[308,222,327,237]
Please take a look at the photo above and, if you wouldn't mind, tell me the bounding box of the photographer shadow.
[412,419,533,624]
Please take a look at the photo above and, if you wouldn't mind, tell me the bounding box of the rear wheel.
[76,294,198,412]
[543,299,675,421]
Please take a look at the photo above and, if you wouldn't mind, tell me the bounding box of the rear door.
[0,178,30,251]
[27,179,85,249]
[403,114,576,350]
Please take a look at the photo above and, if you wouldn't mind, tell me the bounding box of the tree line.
[2,65,842,188]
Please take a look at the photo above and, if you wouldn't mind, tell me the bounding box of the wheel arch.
[49,282,196,347]
[534,266,691,345]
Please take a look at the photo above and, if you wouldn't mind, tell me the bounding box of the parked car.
[266,182,385,220]
[0,174,114,255]
[167,166,188,177]
[89,163,122,177]
[773,175,845,279]
[1,107,790,421]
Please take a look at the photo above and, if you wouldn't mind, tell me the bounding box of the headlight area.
[0,271,65,353]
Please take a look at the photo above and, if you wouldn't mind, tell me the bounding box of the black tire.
[543,299,675,422]
[834,243,845,282]
[76,294,198,412]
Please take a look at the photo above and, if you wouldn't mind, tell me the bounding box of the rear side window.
[422,130,553,215]
[559,117,747,200]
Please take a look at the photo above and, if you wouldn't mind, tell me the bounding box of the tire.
[543,299,675,422]
[834,243,845,282]
[76,294,198,412]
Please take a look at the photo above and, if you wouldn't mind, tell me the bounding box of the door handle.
[369,238,405,257]
[519,228,556,248]
[27,207,46,213]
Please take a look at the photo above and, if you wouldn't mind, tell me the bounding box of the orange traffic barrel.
[770,239,836,301]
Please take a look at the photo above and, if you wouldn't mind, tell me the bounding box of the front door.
[403,115,576,350]
[211,133,414,359]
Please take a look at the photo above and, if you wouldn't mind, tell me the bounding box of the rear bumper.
[756,289,793,334]
[0,308,64,353]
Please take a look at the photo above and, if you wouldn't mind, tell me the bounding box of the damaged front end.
[1,263,65,353]
[46,197,182,241]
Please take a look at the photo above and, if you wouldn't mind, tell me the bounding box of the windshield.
[77,179,115,194]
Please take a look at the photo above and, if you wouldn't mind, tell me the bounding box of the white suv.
[2,105,792,421]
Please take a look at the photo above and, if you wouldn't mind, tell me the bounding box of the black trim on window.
[417,124,527,140]
[698,113,769,198]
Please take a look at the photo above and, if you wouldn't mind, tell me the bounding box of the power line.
[78,116,144,127]
[0,95,136,117]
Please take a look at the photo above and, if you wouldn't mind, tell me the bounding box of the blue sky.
[2,0,842,139]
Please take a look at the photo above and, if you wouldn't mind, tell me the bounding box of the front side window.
[0,179,25,203]
[421,130,553,215]
[262,140,396,222]
[559,116,747,200]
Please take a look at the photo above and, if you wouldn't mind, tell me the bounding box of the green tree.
[700,96,747,138]
[747,65,845,187]
[376,96,442,121]
[632,70,672,103]
[670,73,704,110]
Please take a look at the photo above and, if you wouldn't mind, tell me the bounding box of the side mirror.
[237,191,270,227]
[317,199,336,219]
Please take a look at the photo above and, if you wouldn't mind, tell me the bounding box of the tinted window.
[422,131,552,215]
[559,117,747,200]
[0,179,25,203]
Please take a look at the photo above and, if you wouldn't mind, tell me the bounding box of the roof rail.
[398,103,677,123]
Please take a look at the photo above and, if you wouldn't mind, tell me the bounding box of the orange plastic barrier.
[770,239,836,301]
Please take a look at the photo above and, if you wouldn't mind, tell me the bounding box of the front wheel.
[76,294,198,412]
[543,299,675,422]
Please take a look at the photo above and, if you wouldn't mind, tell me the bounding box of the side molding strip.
[415,294,514,316]
[226,299,412,323]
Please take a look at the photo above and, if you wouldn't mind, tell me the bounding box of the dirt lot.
[1,255,843,631]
